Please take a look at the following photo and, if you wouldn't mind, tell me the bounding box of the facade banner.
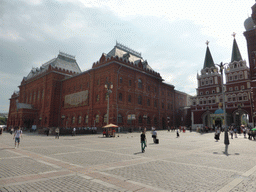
[64,90,89,108]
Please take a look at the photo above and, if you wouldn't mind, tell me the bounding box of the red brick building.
[190,38,252,129]
[7,43,190,131]
[244,2,256,126]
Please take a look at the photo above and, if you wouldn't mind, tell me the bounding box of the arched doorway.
[233,110,250,132]
[215,118,222,128]
[202,112,211,127]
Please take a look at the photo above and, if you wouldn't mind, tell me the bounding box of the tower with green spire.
[203,40,215,69]
[231,32,242,62]
[196,41,222,97]
[225,32,249,96]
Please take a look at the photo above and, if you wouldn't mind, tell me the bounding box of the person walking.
[13,127,22,148]
[229,128,234,139]
[72,127,76,136]
[55,127,60,139]
[215,128,220,142]
[10,127,14,135]
[243,127,247,138]
[152,128,157,143]
[140,130,147,153]
[46,128,50,136]
[234,127,238,138]
[176,128,180,138]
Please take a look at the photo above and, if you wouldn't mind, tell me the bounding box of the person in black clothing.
[140,130,147,153]
[176,128,180,138]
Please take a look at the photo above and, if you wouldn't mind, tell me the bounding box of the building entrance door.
[215,118,222,128]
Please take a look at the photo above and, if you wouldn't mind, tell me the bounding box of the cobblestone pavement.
[1,130,256,191]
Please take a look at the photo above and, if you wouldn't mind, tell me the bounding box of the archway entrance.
[203,113,211,127]
[215,118,222,128]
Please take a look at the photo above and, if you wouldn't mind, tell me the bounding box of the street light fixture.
[105,81,113,124]
[215,62,229,155]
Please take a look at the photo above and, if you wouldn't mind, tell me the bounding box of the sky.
[0,0,255,113]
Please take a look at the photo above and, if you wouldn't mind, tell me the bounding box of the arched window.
[78,116,82,124]
[37,90,40,100]
[138,95,142,105]
[42,89,44,99]
[120,77,123,83]
[85,115,88,124]
[129,80,132,86]
[119,93,122,101]
[147,116,151,125]
[72,116,75,124]
[96,94,100,102]
[118,114,123,123]
[139,115,143,124]
[128,95,131,102]
[104,114,107,123]
[138,79,142,88]
[96,115,99,123]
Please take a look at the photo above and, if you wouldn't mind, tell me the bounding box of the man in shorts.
[13,127,22,148]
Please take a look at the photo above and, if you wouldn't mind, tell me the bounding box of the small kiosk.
[102,123,118,137]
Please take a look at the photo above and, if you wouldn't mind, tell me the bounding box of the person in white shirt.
[13,127,22,148]
[72,127,76,136]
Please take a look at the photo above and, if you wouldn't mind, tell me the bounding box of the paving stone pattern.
[1,131,256,191]
[0,157,59,179]
[0,175,121,192]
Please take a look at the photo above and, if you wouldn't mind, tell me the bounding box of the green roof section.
[203,46,215,69]
[231,38,242,62]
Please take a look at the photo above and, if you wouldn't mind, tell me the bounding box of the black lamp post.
[105,81,113,124]
[216,62,229,155]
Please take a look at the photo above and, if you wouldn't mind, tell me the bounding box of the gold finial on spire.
[232,32,236,38]
[206,40,209,46]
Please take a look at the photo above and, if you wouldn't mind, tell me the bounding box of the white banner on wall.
[64,90,89,108]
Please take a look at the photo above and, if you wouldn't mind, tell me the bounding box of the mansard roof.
[106,42,154,72]
[25,52,81,80]
[203,45,215,69]
[231,38,242,62]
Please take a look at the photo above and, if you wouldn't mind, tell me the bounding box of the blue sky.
[0,0,255,113]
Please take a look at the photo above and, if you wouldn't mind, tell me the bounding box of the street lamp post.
[216,62,229,155]
[105,81,113,125]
